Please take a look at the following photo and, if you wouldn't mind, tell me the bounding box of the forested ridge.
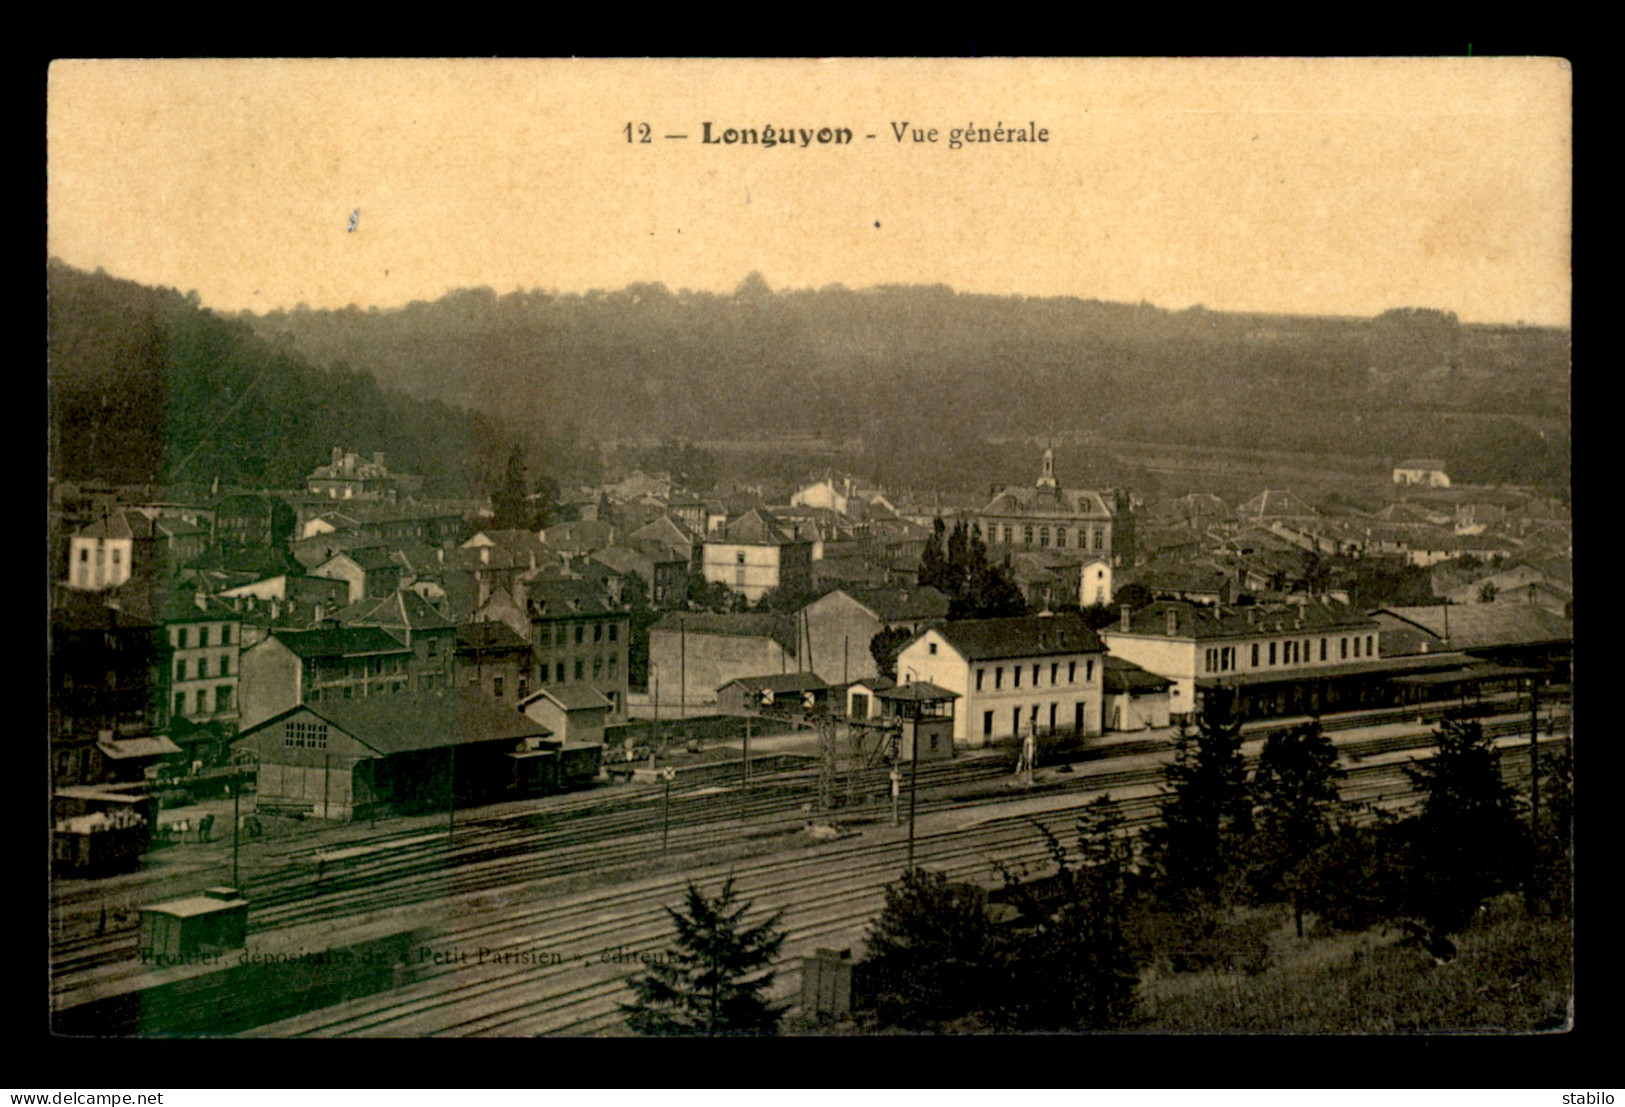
[247,275,1570,491]
[48,260,506,494]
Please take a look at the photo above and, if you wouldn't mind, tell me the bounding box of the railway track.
[237,732,1562,1038]
[50,706,1568,981]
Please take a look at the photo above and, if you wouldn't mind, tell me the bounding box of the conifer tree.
[1246,721,1346,934]
[1403,716,1529,933]
[622,878,786,1036]
[1143,687,1252,906]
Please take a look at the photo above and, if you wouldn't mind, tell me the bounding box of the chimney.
[312,602,324,624]
[1120,604,1131,632]
[1165,609,1178,637]
[480,546,490,565]
[437,547,445,564]
[332,446,343,467]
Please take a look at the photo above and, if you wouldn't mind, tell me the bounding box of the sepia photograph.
[46,56,1572,1039]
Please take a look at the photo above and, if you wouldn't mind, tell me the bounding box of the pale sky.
[47,57,1571,325]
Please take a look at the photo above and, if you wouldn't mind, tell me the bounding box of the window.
[174,692,184,716]
[976,668,984,692]
[1014,666,1021,688]
[1050,663,1058,684]
[575,625,585,645]
[609,623,618,643]
[1023,525,1034,545]
[427,637,438,658]
[1068,661,1076,683]
[575,659,584,680]
[1340,637,1348,659]
[494,676,504,697]
[1039,526,1050,548]
[995,667,1003,689]
[983,711,994,737]
[178,628,189,650]
[1086,660,1093,681]
[608,657,617,679]
[79,548,88,562]
[518,676,528,699]
[1002,526,1013,544]
[1033,664,1040,685]
[1353,637,1360,658]
[556,662,565,682]
[593,657,603,679]
[1367,635,1375,658]
[175,658,185,681]
[1049,703,1057,730]
[284,721,329,749]
[736,551,746,564]
[1251,643,1260,667]
[538,664,549,685]
[1056,528,1067,548]
[1269,642,1277,665]
[594,623,603,643]
[217,686,233,712]
[1013,707,1021,734]
[222,625,232,646]
[1320,638,1327,661]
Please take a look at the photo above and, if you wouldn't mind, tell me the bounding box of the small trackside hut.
[873,681,959,763]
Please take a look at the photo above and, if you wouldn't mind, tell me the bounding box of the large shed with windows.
[231,689,553,820]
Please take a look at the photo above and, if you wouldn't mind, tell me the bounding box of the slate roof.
[1236,490,1320,520]
[718,672,831,694]
[717,508,797,546]
[289,689,551,755]
[269,625,411,658]
[332,590,455,632]
[931,612,1103,661]
[1371,605,1573,651]
[649,611,798,655]
[519,685,614,712]
[1109,600,1377,640]
[980,485,1115,520]
[844,585,952,623]
[528,579,622,619]
[455,620,533,653]
[1103,656,1173,694]
[875,680,959,702]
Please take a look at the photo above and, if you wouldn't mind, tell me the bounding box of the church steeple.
[1037,445,1058,490]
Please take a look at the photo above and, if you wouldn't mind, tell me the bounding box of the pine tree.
[1144,687,1252,906]
[1246,721,1346,934]
[860,868,1000,1031]
[491,445,532,531]
[1402,716,1530,933]
[918,517,948,591]
[621,878,786,1036]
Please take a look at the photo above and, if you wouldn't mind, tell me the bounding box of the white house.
[700,509,814,604]
[67,512,135,591]
[1392,459,1452,488]
[893,612,1106,747]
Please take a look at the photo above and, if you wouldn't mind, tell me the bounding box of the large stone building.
[527,579,631,718]
[973,449,1133,566]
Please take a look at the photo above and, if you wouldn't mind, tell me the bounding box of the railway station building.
[232,688,555,820]
[893,611,1106,747]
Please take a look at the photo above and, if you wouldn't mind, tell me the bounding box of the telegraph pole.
[1529,675,1541,835]
[906,720,919,872]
